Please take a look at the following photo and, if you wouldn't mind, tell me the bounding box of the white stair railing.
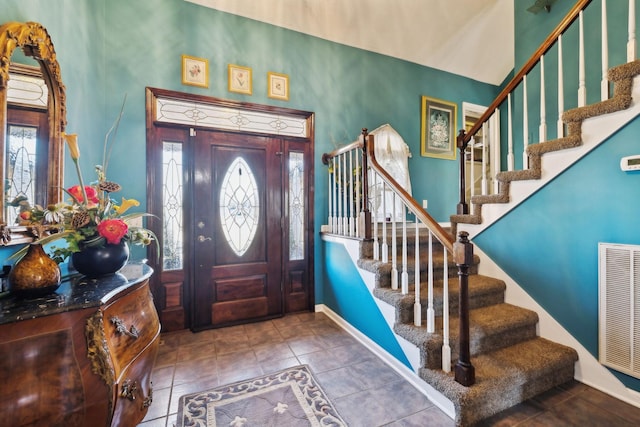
[364,133,456,372]
[461,0,638,208]
[322,131,458,372]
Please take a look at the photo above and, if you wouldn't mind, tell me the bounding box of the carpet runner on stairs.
[357,228,578,426]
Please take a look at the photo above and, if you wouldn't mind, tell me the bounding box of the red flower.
[68,185,99,204]
[97,219,128,244]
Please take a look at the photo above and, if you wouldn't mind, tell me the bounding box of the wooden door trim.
[145,87,315,331]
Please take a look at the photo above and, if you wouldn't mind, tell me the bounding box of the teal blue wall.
[0,2,498,291]
[475,0,640,391]
[323,240,411,367]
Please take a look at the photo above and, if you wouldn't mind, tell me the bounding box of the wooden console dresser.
[0,262,159,427]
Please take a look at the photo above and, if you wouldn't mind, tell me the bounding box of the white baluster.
[342,153,348,235]
[391,193,398,290]
[328,160,333,232]
[578,11,586,107]
[372,174,379,261]
[507,93,514,171]
[602,0,609,101]
[557,34,565,138]
[523,75,529,169]
[349,150,355,237]
[629,0,637,61]
[539,55,547,143]
[426,231,435,333]
[481,122,488,195]
[414,219,421,327]
[491,110,501,195]
[401,206,408,295]
[331,158,337,232]
[337,156,342,235]
[441,247,451,372]
[381,182,388,263]
[470,136,476,200]
[355,148,361,237]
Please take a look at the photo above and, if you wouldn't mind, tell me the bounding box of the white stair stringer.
[319,234,456,419]
[460,75,640,239]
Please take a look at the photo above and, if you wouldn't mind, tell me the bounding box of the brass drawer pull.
[111,316,140,339]
[121,379,138,401]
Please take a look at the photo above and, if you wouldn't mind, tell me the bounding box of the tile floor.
[139,312,640,427]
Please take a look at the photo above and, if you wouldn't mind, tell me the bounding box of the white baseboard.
[315,303,456,419]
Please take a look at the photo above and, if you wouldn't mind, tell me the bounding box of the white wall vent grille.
[598,243,640,379]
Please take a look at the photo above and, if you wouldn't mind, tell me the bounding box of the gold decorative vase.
[9,243,61,297]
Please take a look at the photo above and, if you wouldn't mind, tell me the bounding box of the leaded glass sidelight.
[5,124,37,225]
[289,152,305,260]
[220,157,259,256]
[162,142,184,270]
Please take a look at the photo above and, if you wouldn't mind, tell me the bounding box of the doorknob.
[197,235,212,242]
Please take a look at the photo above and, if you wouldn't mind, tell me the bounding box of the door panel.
[146,90,315,332]
[192,131,282,330]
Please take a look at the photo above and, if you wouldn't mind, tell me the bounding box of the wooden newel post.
[453,231,475,386]
[456,129,469,215]
[359,128,371,240]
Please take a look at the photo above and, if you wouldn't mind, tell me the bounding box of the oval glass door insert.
[219,156,259,256]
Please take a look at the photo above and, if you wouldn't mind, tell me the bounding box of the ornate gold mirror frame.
[0,21,66,245]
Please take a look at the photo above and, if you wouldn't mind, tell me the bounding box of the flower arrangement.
[10,100,156,264]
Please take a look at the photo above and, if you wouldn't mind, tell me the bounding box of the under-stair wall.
[471,115,640,394]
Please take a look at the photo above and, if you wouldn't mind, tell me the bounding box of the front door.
[146,88,315,332]
[192,130,283,330]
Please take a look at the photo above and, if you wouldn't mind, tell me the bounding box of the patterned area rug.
[176,365,347,427]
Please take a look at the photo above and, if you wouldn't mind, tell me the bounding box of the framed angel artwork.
[181,55,209,88]
[420,95,457,160]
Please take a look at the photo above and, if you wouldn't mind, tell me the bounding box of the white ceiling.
[185,0,514,86]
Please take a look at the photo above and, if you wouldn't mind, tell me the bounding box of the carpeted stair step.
[394,302,539,369]
[373,274,506,323]
[358,252,480,288]
[451,60,640,230]
[418,337,578,426]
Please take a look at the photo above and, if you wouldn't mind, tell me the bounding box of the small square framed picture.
[181,55,209,88]
[267,72,289,101]
[228,64,252,95]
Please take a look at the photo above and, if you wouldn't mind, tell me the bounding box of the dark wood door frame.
[145,87,315,332]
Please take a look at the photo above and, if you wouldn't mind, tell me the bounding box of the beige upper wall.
[185,0,514,85]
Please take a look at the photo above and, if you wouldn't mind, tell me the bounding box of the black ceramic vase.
[9,243,62,297]
[71,240,130,278]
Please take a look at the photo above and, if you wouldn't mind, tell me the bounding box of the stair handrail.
[462,0,592,144]
[321,140,362,164]
[457,0,593,213]
[365,133,454,251]
[367,131,475,384]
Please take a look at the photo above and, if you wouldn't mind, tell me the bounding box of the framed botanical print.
[181,55,208,88]
[420,96,457,160]
[228,64,252,95]
[267,71,289,101]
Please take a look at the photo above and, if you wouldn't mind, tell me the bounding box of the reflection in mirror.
[0,21,66,245]
[6,63,49,225]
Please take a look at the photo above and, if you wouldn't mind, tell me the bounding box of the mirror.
[0,21,65,245]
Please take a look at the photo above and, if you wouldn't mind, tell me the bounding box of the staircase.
[321,2,640,425]
[451,60,640,235]
[356,226,578,426]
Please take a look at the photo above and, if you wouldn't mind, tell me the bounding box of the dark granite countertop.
[0,261,153,325]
